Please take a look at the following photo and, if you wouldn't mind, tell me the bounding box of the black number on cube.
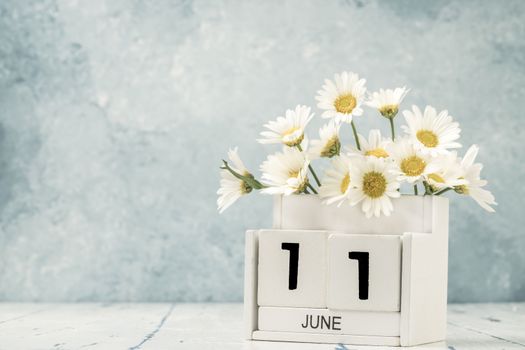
[349,251,369,300]
[281,242,299,290]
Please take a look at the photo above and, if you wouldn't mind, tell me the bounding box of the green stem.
[350,120,361,151]
[307,165,321,187]
[296,144,322,187]
[307,183,318,194]
[423,181,432,195]
[434,187,452,196]
[304,188,310,194]
[221,161,265,189]
[413,184,418,195]
[389,118,396,141]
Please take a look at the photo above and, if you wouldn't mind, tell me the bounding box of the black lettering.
[301,314,309,328]
[321,315,330,329]
[332,316,342,331]
[349,251,369,300]
[310,315,320,329]
[281,242,299,290]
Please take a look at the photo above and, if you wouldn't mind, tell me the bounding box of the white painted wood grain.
[0,303,173,350]
[0,303,523,350]
[244,230,259,340]
[400,197,449,346]
[273,195,434,235]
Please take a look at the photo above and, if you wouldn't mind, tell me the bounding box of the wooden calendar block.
[327,234,402,311]
[258,306,400,336]
[245,196,449,347]
[257,229,328,308]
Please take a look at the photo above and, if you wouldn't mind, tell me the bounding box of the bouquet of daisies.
[217,71,496,218]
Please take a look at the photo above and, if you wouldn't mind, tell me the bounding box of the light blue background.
[0,0,523,302]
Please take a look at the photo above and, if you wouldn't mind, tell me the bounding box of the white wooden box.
[244,195,449,347]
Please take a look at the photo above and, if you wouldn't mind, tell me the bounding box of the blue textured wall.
[0,0,523,302]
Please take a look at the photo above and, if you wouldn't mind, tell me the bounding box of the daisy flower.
[346,129,391,159]
[309,120,341,159]
[217,147,253,213]
[389,138,440,183]
[366,87,409,119]
[319,155,354,206]
[349,157,401,218]
[258,105,314,147]
[425,152,467,192]
[402,105,461,157]
[455,145,497,212]
[260,147,310,195]
[315,71,367,123]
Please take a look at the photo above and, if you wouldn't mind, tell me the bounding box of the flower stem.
[434,187,452,196]
[307,183,318,194]
[389,118,395,141]
[413,184,418,195]
[296,144,322,187]
[308,165,321,187]
[221,160,265,189]
[350,120,361,150]
[423,181,432,195]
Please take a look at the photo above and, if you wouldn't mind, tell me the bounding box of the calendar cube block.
[245,195,449,347]
[257,229,328,308]
[327,234,402,311]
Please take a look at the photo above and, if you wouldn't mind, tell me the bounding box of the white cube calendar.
[327,233,402,312]
[244,194,449,347]
[258,229,328,308]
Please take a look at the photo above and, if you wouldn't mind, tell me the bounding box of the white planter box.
[244,194,449,347]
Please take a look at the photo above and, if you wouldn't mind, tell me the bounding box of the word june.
[301,314,342,331]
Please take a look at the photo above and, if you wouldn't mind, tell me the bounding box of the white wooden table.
[0,303,523,350]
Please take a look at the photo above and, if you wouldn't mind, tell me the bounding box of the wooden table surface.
[0,303,523,350]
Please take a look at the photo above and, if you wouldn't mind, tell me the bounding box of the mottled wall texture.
[0,0,523,302]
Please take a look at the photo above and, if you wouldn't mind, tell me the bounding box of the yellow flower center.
[362,171,387,198]
[400,156,426,177]
[334,93,357,114]
[416,130,439,148]
[365,148,389,158]
[321,137,341,158]
[289,169,300,178]
[379,104,399,119]
[340,173,350,194]
[428,173,445,183]
[282,127,304,147]
[288,168,309,193]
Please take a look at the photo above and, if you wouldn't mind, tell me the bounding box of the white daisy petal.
[309,120,341,159]
[315,71,367,124]
[258,105,314,147]
[402,105,462,156]
[260,147,310,195]
[455,145,497,212]
[217,148,252,213]
[346,129,391,159]
[348,156,401,218]
[424,154,463,190]
[365,86,409,119]
[389,137,441,183]
[319,154,354,206]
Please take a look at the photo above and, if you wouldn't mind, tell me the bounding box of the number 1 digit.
[281,243,299,290]
[349,251,369,300]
